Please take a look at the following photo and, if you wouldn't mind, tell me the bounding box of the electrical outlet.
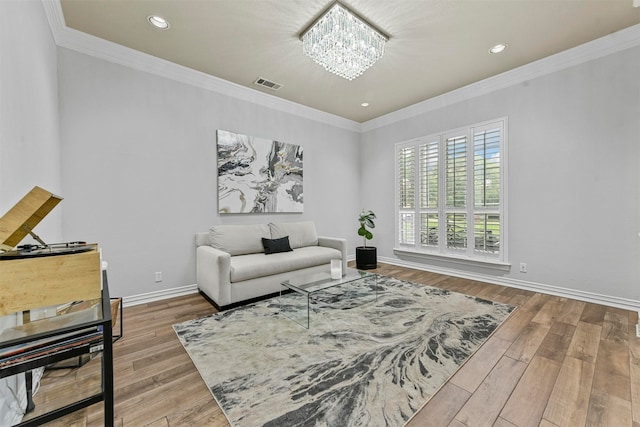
[155,272,163,282]
[519,263,527,273]
[636,324,640,338]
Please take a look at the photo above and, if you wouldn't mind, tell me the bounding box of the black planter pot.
[356,246,377,270]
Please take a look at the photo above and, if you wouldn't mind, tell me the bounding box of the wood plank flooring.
[27,262,639,426]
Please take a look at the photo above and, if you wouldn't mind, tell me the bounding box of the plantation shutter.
[446,213,467,249]
[446,135,467,208]
[474,128,500,208]
[419,142,438,209]
[398,146,415,210]
[395,118,505,262]
[419,142,438,247]
[398,146,415,245]
[473,127,501,254]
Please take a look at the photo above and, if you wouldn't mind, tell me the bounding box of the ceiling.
[59,0,640,123]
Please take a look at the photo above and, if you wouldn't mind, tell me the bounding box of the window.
[396,118,507,264]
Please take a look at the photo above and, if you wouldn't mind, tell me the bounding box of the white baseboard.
[378,256,640,312]
[122,256,639,312]
[123,284,199,308]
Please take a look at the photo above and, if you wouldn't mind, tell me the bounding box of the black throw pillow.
[262,236,293,255]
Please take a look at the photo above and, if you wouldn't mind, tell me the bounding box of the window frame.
[394,117,509,268]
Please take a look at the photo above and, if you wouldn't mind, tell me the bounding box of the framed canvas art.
[217,130,303,214]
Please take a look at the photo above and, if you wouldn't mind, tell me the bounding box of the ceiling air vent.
[254,77,283,91]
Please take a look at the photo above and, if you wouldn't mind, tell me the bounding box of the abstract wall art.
[217,130,303,214]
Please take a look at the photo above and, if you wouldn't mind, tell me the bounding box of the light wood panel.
[0,247,101,315]
[27,262,639,426]
[0,185,62,250]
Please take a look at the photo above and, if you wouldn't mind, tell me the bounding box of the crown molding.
[41,1,639,134]
[41,0,362,133]
[362,23,640,132]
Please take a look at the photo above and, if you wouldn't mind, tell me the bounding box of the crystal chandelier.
[301,2,388,81]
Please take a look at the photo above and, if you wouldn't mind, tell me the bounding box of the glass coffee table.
[279,268,376,328]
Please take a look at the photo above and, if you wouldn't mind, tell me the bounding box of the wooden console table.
[0,270,114,426]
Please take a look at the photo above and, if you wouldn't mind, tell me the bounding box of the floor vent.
[254,77,283,91]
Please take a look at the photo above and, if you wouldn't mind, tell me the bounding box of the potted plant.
[356,209,377,269]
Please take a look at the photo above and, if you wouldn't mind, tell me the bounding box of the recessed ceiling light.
[361,102,370,107]
[489,43,507,54]
[148,15,170,30]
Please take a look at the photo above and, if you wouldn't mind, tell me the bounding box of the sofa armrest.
[196,245,232,307]
[317,236,347,274]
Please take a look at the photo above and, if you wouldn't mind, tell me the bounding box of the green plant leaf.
[358,209,376,243]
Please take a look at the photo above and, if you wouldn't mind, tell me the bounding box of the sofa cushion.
[229,246,341,282]
[262,236,293,255]
[195,232,209,248]
[269,221,318,249]
[209,224,270,256]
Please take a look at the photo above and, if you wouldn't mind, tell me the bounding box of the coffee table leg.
[374,275,378,301]
[279,284,310,329]
[306,293,310,329]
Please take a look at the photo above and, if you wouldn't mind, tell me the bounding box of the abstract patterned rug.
[173,274,515,427]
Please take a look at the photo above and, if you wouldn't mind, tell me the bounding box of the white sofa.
[195,221,347,310]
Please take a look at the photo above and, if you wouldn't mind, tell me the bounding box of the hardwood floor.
[30,262,639,426]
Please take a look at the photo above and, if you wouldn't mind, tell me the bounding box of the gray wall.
[361,46,640,302]
[2,1,639,308]
[0,0,62,240]
[57,49,362,299]
[0,1,61,423]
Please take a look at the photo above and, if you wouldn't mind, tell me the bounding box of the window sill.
[393,247,511,271]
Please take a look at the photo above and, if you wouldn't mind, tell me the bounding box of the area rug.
[173,274,515,427]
